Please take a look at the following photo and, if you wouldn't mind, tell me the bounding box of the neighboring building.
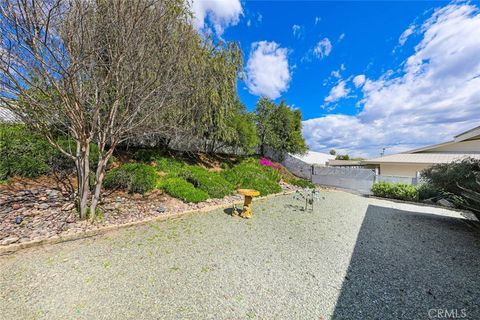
[363,126,480,178]
[290,150,335,166]
[327,160,365,168]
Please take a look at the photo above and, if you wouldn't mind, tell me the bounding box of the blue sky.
[192,0,480,157]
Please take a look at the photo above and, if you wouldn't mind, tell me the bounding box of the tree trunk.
[75,141,91,220]
[89,150,114,223]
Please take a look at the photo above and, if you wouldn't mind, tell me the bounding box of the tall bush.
[421,158,480,216]
[371,181,418,202]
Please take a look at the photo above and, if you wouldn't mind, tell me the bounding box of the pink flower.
[259,158,274,167]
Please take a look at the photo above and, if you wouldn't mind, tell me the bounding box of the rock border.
[0,191,295,256]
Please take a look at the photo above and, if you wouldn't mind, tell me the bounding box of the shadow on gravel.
[332,205,480,320]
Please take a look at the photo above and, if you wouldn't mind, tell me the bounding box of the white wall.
[379,163,430,177]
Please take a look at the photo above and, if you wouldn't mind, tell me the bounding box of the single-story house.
[363,126,480,178]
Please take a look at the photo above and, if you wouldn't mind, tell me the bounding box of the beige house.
[363,126,480,178]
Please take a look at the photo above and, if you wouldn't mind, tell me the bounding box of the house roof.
[363,153,480,165]
[291,151,335,165]
[454,125,480,142]
[0,106,21,123]
[327,160,363,166]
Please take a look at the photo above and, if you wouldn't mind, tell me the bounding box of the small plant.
[179,166,234,198]
[371,181,418,202]
[159,177,209,203]
[104,163,157,194]
[259,158,274,167]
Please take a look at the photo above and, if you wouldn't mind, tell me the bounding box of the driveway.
[1,191,479,319]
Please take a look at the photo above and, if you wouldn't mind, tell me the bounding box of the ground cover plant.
[178,166,234,198]
[158,177,209,203]
[222,158,282,195]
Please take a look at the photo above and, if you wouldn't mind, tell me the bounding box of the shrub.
[0,124,106,179]
[155,157,186,175]
[132,148,161,162]
[223,159,281,196]
[421,158,480,195]
[421,158,480,215]
[371,181,417,202]
[159,177,209,203]
[104,163,157,194]
[179,166,234,198]
[417,183,443,200]
[0,124,53,178]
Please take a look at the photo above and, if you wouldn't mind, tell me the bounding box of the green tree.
[255,97,276,155]
[329,149,336,155]
[335,154,350,160]
[229,103,259,154]
[255,98,307,156]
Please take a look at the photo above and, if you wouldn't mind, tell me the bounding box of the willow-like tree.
[255,98,307,157]
[0,0,202,220]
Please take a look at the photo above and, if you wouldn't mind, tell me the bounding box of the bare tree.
[0,0,199,220]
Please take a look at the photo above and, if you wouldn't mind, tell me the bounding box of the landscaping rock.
[1,236,19,245]
[437,198,455,208]
[39,203,50,210]
[61,203,75,211]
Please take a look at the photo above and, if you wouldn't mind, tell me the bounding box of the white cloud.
[353,74,366,88]
[191,0,243,34]
[324,80,350,103]
[399,25,415,45]
[331,64,346,79]
[245,41,291,99]
[313,38,332,58]
[338,33,346,42]
[331,70,341,78]
[303,3,480,158]
[315,16,321,25]
[292,24,305,39]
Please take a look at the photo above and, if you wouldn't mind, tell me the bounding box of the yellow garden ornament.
[237,189,260,219]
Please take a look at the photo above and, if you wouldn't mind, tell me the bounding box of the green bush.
[222,158,281,196]
[159,177,209,203]
[132,148,161,162]
[421,158,480,215]
[0,124,53,178]
[179,166,234,198]
[417,183,443,200]
[371,181,418,202]
[155,157,186,175]
[104,163,157,194]
[288,178,315,189]
[0,124,107,179]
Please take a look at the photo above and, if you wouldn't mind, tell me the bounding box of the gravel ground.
[0,190,479,320]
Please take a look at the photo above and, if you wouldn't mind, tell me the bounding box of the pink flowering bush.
[259,158,274,167]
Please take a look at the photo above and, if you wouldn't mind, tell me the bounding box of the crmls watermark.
[428,308,467,319]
